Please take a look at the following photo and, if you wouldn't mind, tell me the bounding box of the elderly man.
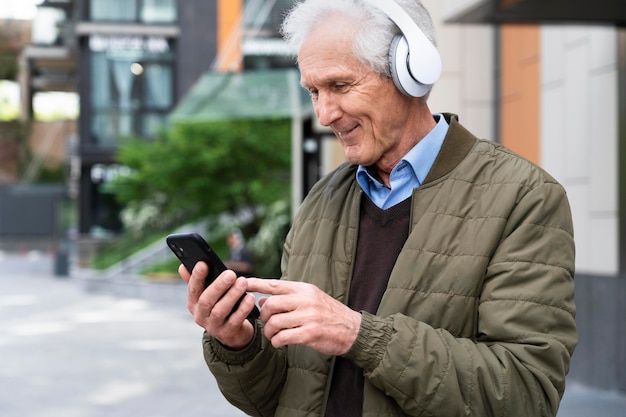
[179,1,577,416]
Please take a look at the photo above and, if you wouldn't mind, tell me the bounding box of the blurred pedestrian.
[223,228,253,276]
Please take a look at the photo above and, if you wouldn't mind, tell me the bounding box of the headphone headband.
[361,0,442,96]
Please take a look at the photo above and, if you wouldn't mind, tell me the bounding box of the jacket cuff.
[343,311,393,374]
[203,319,263,366]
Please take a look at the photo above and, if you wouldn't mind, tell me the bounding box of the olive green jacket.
[203,114,577,417]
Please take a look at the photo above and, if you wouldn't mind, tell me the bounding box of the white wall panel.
[589,26,618,70]
[463,105,494,141]
[589,217,620,275]
[541,86,566,182]
[590,70,618,214]
[564,40,592,180]
[430,78,463,116]
[436,22,463,75]
[564,25,589,45]
[541,26,566,87]
[566,183,593,272]
[541,25,619,276]
[462,27,494,103]
[424,0,495,141]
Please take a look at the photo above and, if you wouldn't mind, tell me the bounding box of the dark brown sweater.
[326,196,412,417]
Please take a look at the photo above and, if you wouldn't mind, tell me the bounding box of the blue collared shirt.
[356,114,449,209]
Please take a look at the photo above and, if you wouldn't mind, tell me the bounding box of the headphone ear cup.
[389,35,409,96]
[389,34,431,98]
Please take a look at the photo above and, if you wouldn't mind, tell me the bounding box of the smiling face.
[298,17,434,180]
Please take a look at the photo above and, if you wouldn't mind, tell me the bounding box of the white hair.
[280,0,437,79]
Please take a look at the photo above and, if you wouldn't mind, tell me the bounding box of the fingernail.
[223,271,236,284]
[193,262,205,274]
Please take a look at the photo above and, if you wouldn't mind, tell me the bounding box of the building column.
[18,50,31,122]
[619,31,626,274]
[617,28,626,392]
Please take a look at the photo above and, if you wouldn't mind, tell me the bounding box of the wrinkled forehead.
[297,21,365,83]
[297,13,360,58]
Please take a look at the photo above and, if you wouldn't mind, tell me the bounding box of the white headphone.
[362,0,442,97]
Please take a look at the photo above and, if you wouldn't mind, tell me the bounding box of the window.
[141,0,177,23]
[243,0,295,36]
[90,0,137,22]
[89,0,177,23]
[89,35,175,144]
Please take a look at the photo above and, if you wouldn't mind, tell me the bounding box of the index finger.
[246,278,299,295]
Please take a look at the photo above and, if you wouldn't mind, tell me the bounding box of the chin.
[344,154,363,166]
[343,145,376,166]
[344,153,372,167]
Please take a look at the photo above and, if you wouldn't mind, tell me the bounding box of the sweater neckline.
[360,196,412,227]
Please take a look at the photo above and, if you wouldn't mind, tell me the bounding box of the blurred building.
[0,18,31,182]
[0,9,74,254]
[15,0,297,241]
[89,1,309,238]
[0,18,30,83]
[12,0,319,263]
[1,4,77,185]
[74,0,216,236]
[19,0,76,120]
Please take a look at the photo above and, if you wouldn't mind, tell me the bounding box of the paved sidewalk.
[558,382,626,417]
[2,252,624,417]
[0,253,246,417]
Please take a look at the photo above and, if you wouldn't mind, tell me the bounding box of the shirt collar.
[357,114,449,188]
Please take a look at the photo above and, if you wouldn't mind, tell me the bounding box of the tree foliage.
[0,53,18,81]
[108,118,292,226]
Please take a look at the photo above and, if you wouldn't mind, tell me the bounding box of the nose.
[315,92,341,127]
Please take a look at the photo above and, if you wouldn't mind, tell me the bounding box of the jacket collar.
[422,113,478,185]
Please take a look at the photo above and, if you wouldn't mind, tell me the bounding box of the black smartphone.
[166,232,260,320]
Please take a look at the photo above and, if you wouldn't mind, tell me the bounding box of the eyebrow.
[301,76,352,90]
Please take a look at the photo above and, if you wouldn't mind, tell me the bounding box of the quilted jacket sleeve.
[202,320,287,417]
[344,181,577,417]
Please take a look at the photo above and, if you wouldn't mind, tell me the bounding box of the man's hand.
[246,278,362,356]
[179,262,256,350]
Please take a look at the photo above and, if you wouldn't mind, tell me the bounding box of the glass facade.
[242,0,298,70]
[243,0,295,36]
[89,35,174,145]
[89,0,177,23]
[80,0,181,235]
